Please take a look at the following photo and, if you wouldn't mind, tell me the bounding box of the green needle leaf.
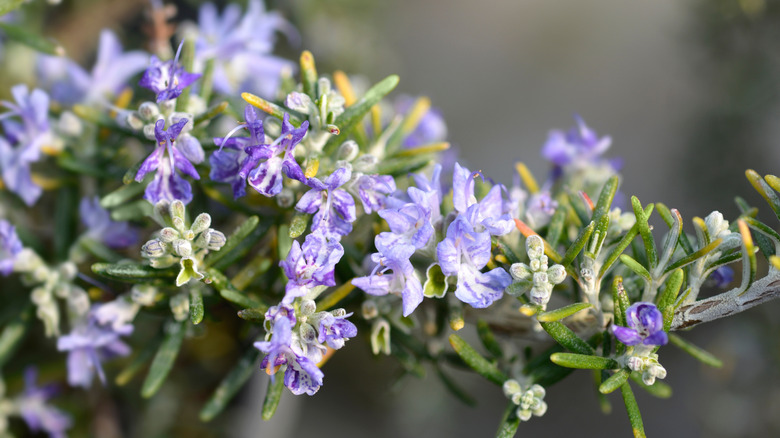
[190,288,204,325]
[599,369,630,394]
[200,348,261,422]
[621,383,646,438]
[0,22,64,55]
[668,333,723,368]
[204,215,259,267]
[540,321,594,355]
[449,334,507,385]
[476,319,504,359]
[550,353,618,370]
[495,402,521,438]
[262,371,286,421]
[536,303,592,323]
[619,254,651,283]
[592,175,619,221]
[141,321,186,398]
[631,196,657,270]
[91,263,177,282]
[561,221,595,267]
[663,238,723,274]
[0,305,32,368]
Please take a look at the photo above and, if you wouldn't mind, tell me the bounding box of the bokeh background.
[7,0,780,436]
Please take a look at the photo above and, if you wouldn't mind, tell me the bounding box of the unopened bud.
[337,140,359,161]
[190,213,211,235]
[362,300,379,320]
[526,235,544,260]
[353,154,377,173]
[300,299,316,317]
[138,102,160,120]
[159,227,179,242]
[142,239,166,258]
[58,111,83,136]
[207,230,226,251]
[143,123,157,140]
[172,239,192,258]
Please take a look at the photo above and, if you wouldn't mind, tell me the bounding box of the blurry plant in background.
[1,1,780,437]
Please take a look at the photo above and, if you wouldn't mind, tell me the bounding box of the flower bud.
[170,293,190,322]
[547,265,566,284]
[276,188,294,208]
[132,284,158,306]
[285,91,313,114]
[159,99,176,114]
[58,110,83,136]
[159,227,179,242]
[300,299,316,317]
[503,379,522,398]
[337,140,359,162]
[353,154,377,173]
[190,213,211,235]
[206,230,226,251]
[362,300,379,320]
[170,200,186,222]
[526,235,544,260]
[138,102,160,120]
[142,239,166,258]
[126,112,145,130]
[143,123,157,140]
[509,263,531,280]
[172,239,192,258]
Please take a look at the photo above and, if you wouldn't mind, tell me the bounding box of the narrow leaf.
[208,268,264,310]
[100,182,146,208]
[0,305,32,368]
[545,204,568,248]
[0,22,64,55]
[540,321,594,355]
[599,204,651,277]
[663,238,723,274]
[621,383,646,438]
[316,282,356,311]
[561,221,595,267]
[92,263,177,282]
[611,277,629,328]
[599,369,630,394]
[536,303,592,323]
[324,75,400,152]
[261,372,285,421]
[631,196,657,270]
[141,321,186,398]
[193,101,228,126]
[592,175,619,221]
[746,169,780,221]
[619,254,651,282]
[495,402,520,438]
[242,92,303,125]
[116,338,160,386]
[476,319,503,359]
[204,216,259,266]
[190,288,204,325]
[550,353,618,370]
[668,333,723,368]
[300,50,318,98]
[200,348,261,421]
[449,334,508,385]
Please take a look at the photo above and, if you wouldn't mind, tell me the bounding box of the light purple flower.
[209,105,265,198]
[57,310,133,388]
[316,312,357,350]
[541,115,611,167]
[524,191,557,229]
[708,266,734,289]
[254,317,324,396]
[135,119,203,204]
[353,174,396,214]
[0,219,22,276]
[452,162,514,236]
[244,113,308,197]
[280,231,344,302]
[352,241,423,317]
[139,41,201,102]
[437,206,512,308]
[296,167,356,240]
[611,302,668,347]
[37,30,148,105]
[375,194,434,251]
[79,197,138,248]
[394,95,447,148]
[192,0,297,98]
[15,367,72,438]
[0,85,52,205]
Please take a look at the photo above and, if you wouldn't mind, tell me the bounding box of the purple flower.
[296,167,356,240]
[0,85,52,205]
[437,207,512,308]
[79,197,138,248]
[135,119,203,204]
[611,302,668,347]
[254,317,324,396]
[280,231,344,302]
[316,312,357,350]
[352,242,423,317]
[452,162,514,236]
[15,367,72,438]
[394,95,447,148]
[524,191,557,229]
[375,194,434,251]
[708,266,734,289]
[193,0,297,98]
[410,164,443,225]
[37,30,148,105]
[211,110,308,198]
[139,41,201,102]
[353,174,396,214]
[56,309,133,388]
[541,115,611,167]
[0,219,22,276]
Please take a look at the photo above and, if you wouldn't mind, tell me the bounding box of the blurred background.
[7,0,780,436]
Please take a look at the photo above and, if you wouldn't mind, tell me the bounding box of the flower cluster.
[508,235,567,309]
[502,380,548,422]
[141,200,226,286]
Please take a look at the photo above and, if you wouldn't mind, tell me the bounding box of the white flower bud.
[126,112,145,130]
[143,123,157,140]
[362,300,379,319]
[142,239,166,258]
[170,293,190,322]
[159,99,176,114]
[547,265,566,285]
[532,400,547,417]
[159,227,179,242]
[353,154,377,173]
[300,299,317,316]
[190,213,211,235]
[285,91,313,114]
[138,102,160,120]
[337,140,359,161]
[516,408,533,422]
[172,239,192,258]
[170,200,186,222]
[503,379,522,398]
[510,263,532,280]
[58,110,83,136]
[207,230,226,251]
[525,235,544,260]
[132,285,158,306]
